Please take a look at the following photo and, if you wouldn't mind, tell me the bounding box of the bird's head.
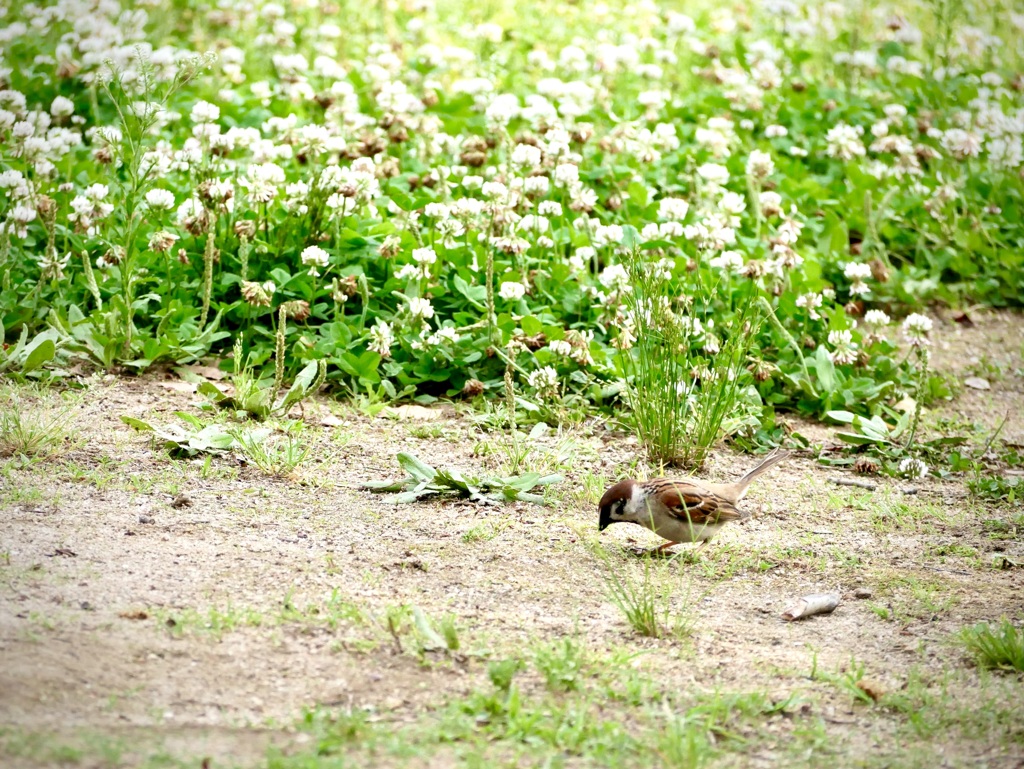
[598,478,638,531]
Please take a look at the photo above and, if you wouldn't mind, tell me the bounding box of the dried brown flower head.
[461,378,485,397]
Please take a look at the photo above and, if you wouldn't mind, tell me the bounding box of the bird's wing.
[648,479,744,524]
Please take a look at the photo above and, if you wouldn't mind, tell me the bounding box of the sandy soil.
[1,310,1022,768]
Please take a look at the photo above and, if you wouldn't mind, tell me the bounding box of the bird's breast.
[647,514,722,543]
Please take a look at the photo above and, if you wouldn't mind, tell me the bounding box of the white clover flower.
[883,104,908,122]
[485,93,519,125]
[568,184,597,211]
[827,329,858,365]
[412,246,437,265]
[759,190,783,217]
[498,281,527,301]
[708,250,745,273]
[190,100,220,123]
[902,313,933,346]
[519,214,549,234]
[570,246,594,273]
[746,149,774,178]
[825,122,866,161]
[696,162,729,187]
[899,457,929,480]
[406,297,435,321]
[548,339,572,356]
[776,217,804,246]
[50,96,74,118]
[523,176,550,197]
[656,222,682,239]
[510,142,542,170]
[864,309,891,327]
[482,181,508,199]
[765,124,788,138]
[395,264,419,281]
[795,292,823,319]
[0,169,25,189]
[12,121,34,139]
[368,320,394,358]
[145,189,175,210]
[987,137,1023,171]
[11,204,35,225]
[845,262,872,295]
[85,183,109,201]
[537,200,562,217]
[423,203,449,219]
[553,163,579,187]
[301,245,330,276]
[942,128,983,160]
[718,191,747,216]
[7,204,36,237]
[658,197,689,222]
[241,162,285,203]
[426,326,460,346]
[599,263,630,292]
[462,175,484,190]
[527,365,560,400]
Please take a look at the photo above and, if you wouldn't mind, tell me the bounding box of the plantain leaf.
[397,452,438,482]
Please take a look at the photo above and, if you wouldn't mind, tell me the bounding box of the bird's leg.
[648,541,680,558]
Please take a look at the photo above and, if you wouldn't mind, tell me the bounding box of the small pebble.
[853,588,872,599]
[171,493,193,509]
[139,514,155,524]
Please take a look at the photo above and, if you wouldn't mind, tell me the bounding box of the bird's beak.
[598,506,611,532]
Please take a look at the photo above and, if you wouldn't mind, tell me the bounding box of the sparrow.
[598,448,791,551]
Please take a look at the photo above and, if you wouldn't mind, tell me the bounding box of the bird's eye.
[614,500,626,516]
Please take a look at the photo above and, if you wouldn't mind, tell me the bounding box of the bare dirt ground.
[1,310,1023,768]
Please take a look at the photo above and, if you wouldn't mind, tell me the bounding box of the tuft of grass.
[533,637,585,692]
[0,387,80,459]
[234,421,310,476]
[960,619,1024,672]
[596,548,691,639]
[621,248,760,469]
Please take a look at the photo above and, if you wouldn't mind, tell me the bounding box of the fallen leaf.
[171,493,193,509]
[47,547,77,558]
[320,414,344,427]
[182,364,227,381]
[856,678,886,702]
[158,381,198,393]
[119,610,149,620]
[964,377,990,390]
[781,593,840,621]
[994,555,1020,570]
[384,404,445,421]
[952,312,974,326]
[893,396,916,413]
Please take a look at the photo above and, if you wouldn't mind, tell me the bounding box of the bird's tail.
[734,448,791,498]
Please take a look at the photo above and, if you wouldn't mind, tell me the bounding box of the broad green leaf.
[121,416,155,432]
[520,315,543,336]
[362,480,406,491]
[385,489,434,504]
[412,607,447,651]
[197,381,227,400]
[825,410,857,424]
[814,347,838,393]
[835,431,887,446]
[21,338,55,373]
[397,452,437,482]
